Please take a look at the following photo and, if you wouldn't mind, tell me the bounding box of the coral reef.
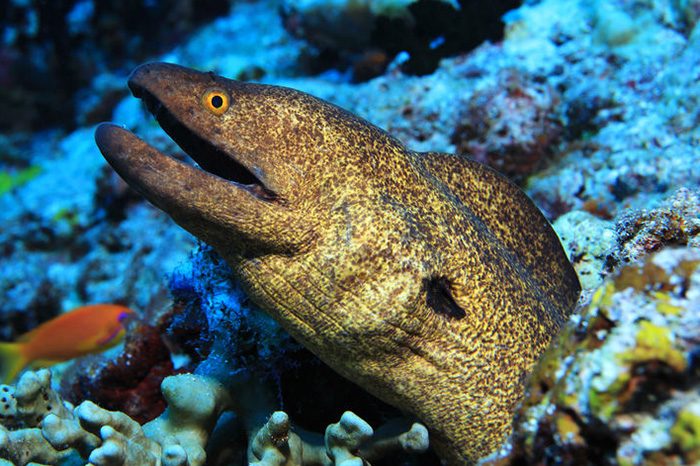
[167,0,308,82]
[0,369,232,465]
[248,410,429,465]
[452,69,563,182]
[553,209,618,290]
[553,188,700,293]
[486,247,700,465]
[0,370,78,465]
[0,125,194,342]
[518,0,700,219]
[614,188,700,265]
[0,369,430,466]
[1,0,699,464]
[0,166,41,197]
[63,311,188,424]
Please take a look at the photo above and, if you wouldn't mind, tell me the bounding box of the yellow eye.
[201,89,230,116]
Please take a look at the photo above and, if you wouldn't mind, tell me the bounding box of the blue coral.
[168,244,300,380]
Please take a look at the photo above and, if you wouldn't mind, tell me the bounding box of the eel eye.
[201,89,230,116]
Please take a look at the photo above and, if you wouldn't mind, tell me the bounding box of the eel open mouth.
[127,80,278,203]
[135,80,277,202]
[96,62,298,248]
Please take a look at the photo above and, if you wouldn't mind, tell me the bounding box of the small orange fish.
[0,304,134,384]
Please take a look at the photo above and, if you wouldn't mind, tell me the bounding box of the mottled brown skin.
[95,63,581,465]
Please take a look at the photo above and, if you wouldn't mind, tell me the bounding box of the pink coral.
[452,70,563,183]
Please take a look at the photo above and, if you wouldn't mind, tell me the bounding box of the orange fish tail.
[0,342,27,385]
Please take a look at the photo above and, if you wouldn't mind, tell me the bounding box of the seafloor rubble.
[0,0,699,464]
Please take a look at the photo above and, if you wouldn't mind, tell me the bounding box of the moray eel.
[95,62,581,465]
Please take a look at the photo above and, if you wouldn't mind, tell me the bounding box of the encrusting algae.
[671,402,700,464]
[492,247,700,466]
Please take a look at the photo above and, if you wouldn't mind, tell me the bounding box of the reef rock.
[487,247,700,465]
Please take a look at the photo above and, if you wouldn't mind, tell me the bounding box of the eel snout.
[126,62,279,203]
[95,122,305,253]
[95,123,247,225]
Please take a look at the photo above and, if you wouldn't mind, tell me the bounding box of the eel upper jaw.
[131,81,278,203]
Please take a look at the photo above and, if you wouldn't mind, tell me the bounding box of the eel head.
[96,62,376,258]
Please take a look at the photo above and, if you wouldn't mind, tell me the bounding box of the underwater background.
[0,0,699,465]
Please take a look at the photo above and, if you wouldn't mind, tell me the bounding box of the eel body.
[95,63,581,465]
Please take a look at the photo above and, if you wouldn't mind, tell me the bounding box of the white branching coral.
[0,370,430,466]
[248,410,429,465]
[0,369,229,466]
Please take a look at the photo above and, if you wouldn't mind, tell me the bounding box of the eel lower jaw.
[133,85,279,204]
[95,123,270,226]
[97,123,304,255]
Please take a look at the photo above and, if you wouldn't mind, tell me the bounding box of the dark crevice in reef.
[372,0,523,76]
[527,408,620,466]
[0,0,230,131]
[285,0,523,81]
[278,352,443,465]
[620,360,690,413]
